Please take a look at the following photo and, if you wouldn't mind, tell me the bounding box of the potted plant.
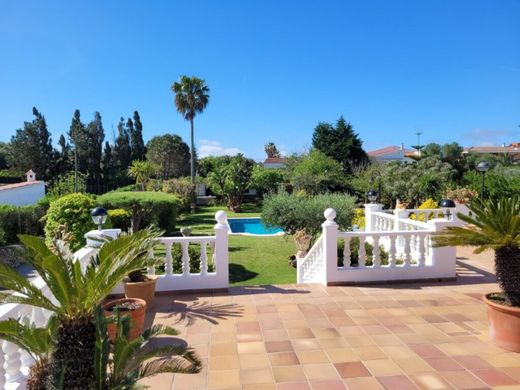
[433,197,520,351]
[123,257,163,308]
[102,297,146,342]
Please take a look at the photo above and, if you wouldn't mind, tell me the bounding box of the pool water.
[227,218,283,235]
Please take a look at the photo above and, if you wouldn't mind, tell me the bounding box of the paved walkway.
[140,248,520,390]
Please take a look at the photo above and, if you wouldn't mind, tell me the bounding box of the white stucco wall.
[0,183,45,206]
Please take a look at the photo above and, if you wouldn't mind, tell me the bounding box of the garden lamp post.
[439,199,456,221]
[91,207,108,231]
[367,190,378,204]
[476,161,490,199]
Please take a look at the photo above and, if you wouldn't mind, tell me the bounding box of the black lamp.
[91,207,108,231]
[476,161,490,199]
[367,190,378,203]
[439,199,456,220]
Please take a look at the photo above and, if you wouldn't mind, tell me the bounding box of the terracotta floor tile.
[210,354,240,370]
[297,349,330,364]
[265,340,294,353]
[393,358,436,374]
[264,329,289,341]
[240,368,274,385]
[325,347,359,363]
[272,366,307,383]
[238,341,267,354]
[210,341,237,356]
[287,327,315,339]
[409,372,453,390]
[334,361,371,378]
[208,369,241,388]
[363,359,404,376]
[239,353,271,369]
[423,357,465,372]
[409,344,446,358]
[471,368,518,386]
[313,328,341,339]
[377,375,419,390]
[438,370,488,389]
[303,363,341,380]
[343,377,385,390]
[482,353,520,368]
[502,367,520,382]
[138,373,174,390]
[310,379,347,390]
[319,337,349,349]
[276,382,312,390]
[292,338,322,351]
[243,384,277,390]
[353,345,387,360]
[381,346,417,359]
[269,351,300,366]
[454,355,494,370]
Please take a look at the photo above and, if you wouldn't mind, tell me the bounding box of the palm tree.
[171,75,210,184]
[0,228,161,389]
[128,160,157,191]
[95,309,201,389]
[433,197,520,306]
[0,317,57,390]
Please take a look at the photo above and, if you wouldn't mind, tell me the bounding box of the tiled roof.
[368,145,412,157]
[0,181,44,191]
[263,157,286,164]
[463,144,520,154]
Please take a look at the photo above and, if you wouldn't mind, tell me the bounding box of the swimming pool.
[227,218,284,236]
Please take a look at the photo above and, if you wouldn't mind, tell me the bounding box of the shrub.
[47,171,87,199]
[107,209,132,231]
[410,198,438,221]
[352,208,366,229]
[445,187,478,204]
[98,191,180,232]
[262,192,356,237]
[162,178,195,212]
[0,245,25,268]
[156,243,215,274]
[337,238,389,266]
[44,193,97,252]
[0,204,46,246]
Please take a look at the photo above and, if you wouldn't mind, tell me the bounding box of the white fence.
[298,204,457,285]
[0,211,230,388]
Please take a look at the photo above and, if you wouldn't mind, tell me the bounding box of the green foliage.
[251,165,285,197]
[98,191,180,232]
[47,171,87,199]
[162,177,196,212]
[264,142,281,158]
[337,238,389,266]
[197,155,232,178]
[156,243,215,274]
[44,193,96,252]
[128,160,158,190]
[463,167,520,199]
[312,116,368,173]
[352,208,365,229]
[0,204,46,246]
[107,209,132,231]
[206,154,255,212]
[146,134,191,179]
[433,197,520,305]
[262,192,356,236]
[286,150,345,194]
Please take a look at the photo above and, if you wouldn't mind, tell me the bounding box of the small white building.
[0,170,45,206]
[367,145,414,163]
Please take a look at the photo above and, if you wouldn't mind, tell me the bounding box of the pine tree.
[6,107,55,180]
[312,116,368,174]
[131,111,146,160]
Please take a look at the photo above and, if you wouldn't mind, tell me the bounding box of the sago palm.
[0,228,162,389]
[95,308,201,389]
[171,75,210,184]
[433,196,520,306]
[0,317,57,390]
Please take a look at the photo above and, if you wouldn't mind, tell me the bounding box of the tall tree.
[68,109,88,191]
[54,134,73,176]
[131,111,146,160]
[312,116,368,173]
[6,107,55,180]
[0,142,8,170]
[85,112,105,193]
[171,75,210,184]
[265,142,281,158]
[146,134,190,179]
[114,117,132,170]
[101,141,115,188]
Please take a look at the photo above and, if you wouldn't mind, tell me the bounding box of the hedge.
[0,204,46,246]
[44,193,97,252]
[98,191,180,233]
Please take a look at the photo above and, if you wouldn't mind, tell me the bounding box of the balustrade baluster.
[200,241,208,275]
[0,341,5,389]
[418,233,426,266]
[147,248,156,276]
[3,340,22,386]
[181,242,190,275]
[343,237,351,266]
[403,235,411,267]
[389,235,396,267]
[372,235,381,267]
[165,242,173,276]
[358,236,366,267]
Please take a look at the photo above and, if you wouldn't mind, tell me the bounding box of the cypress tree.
[131,111,146,160]
[85,112,105,193]
[114,117,132,170]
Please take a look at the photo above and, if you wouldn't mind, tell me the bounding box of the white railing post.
[364,203,383,232]
[427,218,457,275]
[323,208,338,286]
[214,211,229,288]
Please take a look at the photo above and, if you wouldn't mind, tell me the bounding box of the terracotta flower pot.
[484,293,520,352]
[123,276,157,308]
[103,297,146,342]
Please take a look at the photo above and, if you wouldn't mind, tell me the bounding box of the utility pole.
[415,131,422,157]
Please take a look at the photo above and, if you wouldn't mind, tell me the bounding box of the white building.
[0,170,45,206]
[367,145,414,163]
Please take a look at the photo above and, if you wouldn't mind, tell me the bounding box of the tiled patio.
[141,248,520,390]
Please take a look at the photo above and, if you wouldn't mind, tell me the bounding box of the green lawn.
[176,204,296,286]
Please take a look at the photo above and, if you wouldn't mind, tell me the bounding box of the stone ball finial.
[215,210,228,224]
[324,208,336,221]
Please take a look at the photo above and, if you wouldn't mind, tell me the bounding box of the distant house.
[0,170,45,206]
[263,157,286,169]
[462,142,520,161]
[367,145,414,163]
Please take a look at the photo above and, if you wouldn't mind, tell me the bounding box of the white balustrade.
[297,236,324,284]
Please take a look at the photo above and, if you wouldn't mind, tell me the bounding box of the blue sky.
[0,0,519,160]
